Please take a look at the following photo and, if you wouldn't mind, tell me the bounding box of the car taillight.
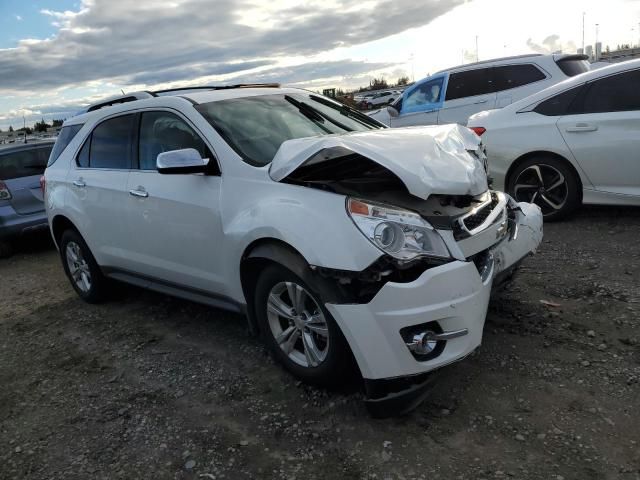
[40,175,46,195]
[470,127,486,136]
[0,180,11,200]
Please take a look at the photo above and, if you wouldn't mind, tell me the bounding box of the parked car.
[45,85,542,415]
[0,140,55,257]
[369,53,590,127]
[468,59,640,220]
[363,90,401,109]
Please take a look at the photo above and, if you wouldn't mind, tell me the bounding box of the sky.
[1,0,640,130]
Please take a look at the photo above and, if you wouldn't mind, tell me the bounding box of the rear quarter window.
[556,59,590,77]
[48,124,83,166]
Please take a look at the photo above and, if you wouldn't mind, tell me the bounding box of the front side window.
[83,114,135,169]
[0,145,53,179]
[195,94,381,166]
[402,77,445,112]
[138,112,211,170]
[577,70,640,114]
[48,124,82,166]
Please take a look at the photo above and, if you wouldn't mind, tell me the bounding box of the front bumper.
[326,200,542,414]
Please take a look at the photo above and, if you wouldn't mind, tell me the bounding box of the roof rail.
[80,84,282,115]
[84,91,154,113]
[151,83,281,96]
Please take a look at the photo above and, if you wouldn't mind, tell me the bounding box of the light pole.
[475,35,479,62]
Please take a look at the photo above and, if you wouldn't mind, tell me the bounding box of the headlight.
[347,198,451,261]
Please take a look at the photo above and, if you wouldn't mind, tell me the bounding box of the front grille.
[463,192,499,231]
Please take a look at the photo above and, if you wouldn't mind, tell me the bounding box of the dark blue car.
[0,140,54,257]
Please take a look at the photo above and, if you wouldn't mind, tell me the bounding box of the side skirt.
[102,267,246,315]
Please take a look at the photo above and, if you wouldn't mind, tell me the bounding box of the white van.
[370,54,590,127]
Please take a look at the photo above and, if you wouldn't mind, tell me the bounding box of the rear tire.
[254,264,354,388]
[507,155,581,221]
[59,229,109,303]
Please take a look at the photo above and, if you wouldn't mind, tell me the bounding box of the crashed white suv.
[44,85,542,415]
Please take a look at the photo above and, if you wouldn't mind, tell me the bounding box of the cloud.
[526,34,577,54]
[15,15,23,21]
[0,0,464,94]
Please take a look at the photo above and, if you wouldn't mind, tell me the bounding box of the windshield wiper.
[285,95,354,132]
[284,95,325,123]
[308,95,384,129]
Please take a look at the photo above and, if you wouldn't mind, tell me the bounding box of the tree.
[8,126,13,132]
[369,77,388,90]
[396,76,410,86]
[34,118,51,133]
[51,119,64,127]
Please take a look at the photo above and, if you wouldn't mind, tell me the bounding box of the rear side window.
[138,111,211,170]
[48,124,82,167]
[492,64,546,91]
[533,85,585,116]
[556,58,590,77]
[577,70,640,114]
[0,146,53,179]
[445,68,493,101]
[79,114,135,169]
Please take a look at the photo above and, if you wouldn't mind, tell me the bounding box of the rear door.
[493,64,548,107]
[438,67,497,125]
[0,145,52,214]
[68,114,135,267]
[557,68,640,197]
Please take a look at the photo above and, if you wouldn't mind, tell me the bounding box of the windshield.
[195,93,384,166]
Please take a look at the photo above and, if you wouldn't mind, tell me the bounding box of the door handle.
[566,123,598,133]
[73,179,86,188]
[129,187,148,198]
[474,99,488,104]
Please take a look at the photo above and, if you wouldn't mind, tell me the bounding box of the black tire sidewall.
[59,230,107,303]
[508,156,581,221]
[254,264,353,388]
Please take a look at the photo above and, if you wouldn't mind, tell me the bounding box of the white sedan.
[468,59,640,220]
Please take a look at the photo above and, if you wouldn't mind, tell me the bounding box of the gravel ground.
[1,206,639,480]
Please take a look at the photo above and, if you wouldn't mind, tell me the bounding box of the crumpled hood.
[269,124,488,200]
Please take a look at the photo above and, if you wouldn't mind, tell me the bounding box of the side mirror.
[387,105,399,117]
[157,148,209,174]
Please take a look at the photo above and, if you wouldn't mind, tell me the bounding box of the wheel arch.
[51,214,81,249]
[505,150,583,201]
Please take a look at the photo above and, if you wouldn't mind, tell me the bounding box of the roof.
[433,53,588,75]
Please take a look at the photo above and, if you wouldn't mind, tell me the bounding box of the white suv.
[370,54,590,127]
[44,85,543,415]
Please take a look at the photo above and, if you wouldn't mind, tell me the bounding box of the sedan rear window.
[196,94,381,166]
[0,145,53,179]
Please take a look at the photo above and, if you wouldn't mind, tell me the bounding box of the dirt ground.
[1,206,639,480]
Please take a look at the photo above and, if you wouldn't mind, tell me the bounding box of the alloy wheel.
[513,164,568,215]
[65,241,92,293]
[266,281,329,368]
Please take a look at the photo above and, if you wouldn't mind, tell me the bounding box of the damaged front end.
[269,125,542,416]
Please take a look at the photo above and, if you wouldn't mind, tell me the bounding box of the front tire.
[254,264,354,388]
[59,229,109,303]
[507,155,581,221]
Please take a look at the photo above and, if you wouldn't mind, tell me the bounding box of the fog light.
[410,331,437,355]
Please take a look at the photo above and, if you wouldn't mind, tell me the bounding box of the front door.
[125,110,227,294]
[390,74,446,127]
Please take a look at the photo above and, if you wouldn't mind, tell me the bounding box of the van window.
[492,64,546,91]
[403,77,445,112]
[556,58,590,77]
[445,68,493,101]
